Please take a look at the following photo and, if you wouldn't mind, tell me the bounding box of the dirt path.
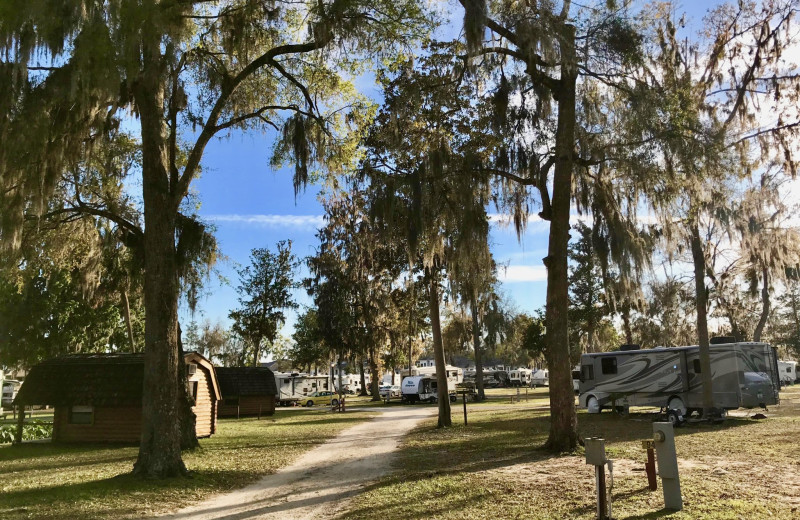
[165,406,436,520]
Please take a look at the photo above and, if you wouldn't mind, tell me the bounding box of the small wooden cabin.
[216,366,277,418]
[14,352,219,443]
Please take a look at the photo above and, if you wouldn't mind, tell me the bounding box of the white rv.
[509,368,532,387]
[273,373,332,406]
[401,375,458,403]
[531,369,549,387]
[578,342,781,415]
[400,364,463,383]
[778,360,797,385]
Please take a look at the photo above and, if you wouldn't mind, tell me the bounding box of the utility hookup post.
[585,437,612,519]
[653,422,682,511]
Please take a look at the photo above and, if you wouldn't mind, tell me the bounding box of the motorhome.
[531,369,549,387]
[273,373,332,406]
[578,341,781,416]
[463,369,509,388]
[778,360,797,385]
[509,368,532,387]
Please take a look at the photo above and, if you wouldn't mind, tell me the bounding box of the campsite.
[2,0,800,518]
[1,385,799,518]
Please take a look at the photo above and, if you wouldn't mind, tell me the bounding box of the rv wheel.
[667,409,683,426]
[306,400,314,407]
[667,397,687,417]
[331,399,339,407]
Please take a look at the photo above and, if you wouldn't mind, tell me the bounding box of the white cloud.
[207,214,324,230]
[497,264,548,283]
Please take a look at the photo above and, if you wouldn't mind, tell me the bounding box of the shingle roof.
[14,353,146,406]
[14,352,218,406]
[215,367,277,398]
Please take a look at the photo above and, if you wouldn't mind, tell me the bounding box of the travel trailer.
[463,369,509,388]
[578,341,781,416]
[778,360,797,385]
[400,364,463,384]
[273,373,332,406]
[509,368,532,387]
[531,369,549,387]
[401,375,457,403]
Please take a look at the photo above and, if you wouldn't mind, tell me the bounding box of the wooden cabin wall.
[189,364,217,437]
[53,406,142,443]
[217,395,275,418]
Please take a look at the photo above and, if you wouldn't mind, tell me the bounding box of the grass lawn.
[339,385,800,520]
[0,408,374,519]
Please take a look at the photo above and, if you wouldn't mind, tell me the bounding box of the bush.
[0,420,53,444]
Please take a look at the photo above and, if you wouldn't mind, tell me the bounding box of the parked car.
[303,391,339,407]
[379,385,401,399]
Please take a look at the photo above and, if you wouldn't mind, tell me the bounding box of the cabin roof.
[14,351,216,407]
[215,367,277,398]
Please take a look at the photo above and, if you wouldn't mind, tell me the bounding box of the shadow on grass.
[0,468,255,516]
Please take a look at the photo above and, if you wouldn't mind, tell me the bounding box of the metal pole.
[462,393,467,425]
[14,404,24,444]
[596,465,607,520]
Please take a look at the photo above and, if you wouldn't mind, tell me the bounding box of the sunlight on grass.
[0,408,374,519]
[339,386,800,520]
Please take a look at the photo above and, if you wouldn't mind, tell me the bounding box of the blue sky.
[187,132,551,333]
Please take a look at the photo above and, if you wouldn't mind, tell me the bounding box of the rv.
[273,373,332,406]
[778,360,797,385]
[1,379,21,409]
[400,364,463,384]
[509,368,532,387]
[463,369,509,388]
[578,342,780,416]
[531,369,549,387]
[401,375,457,403]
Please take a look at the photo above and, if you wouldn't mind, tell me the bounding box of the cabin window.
[581,365,594,381]
[69,405,94,425]
[186,381,199,402]
[693,359,701,373]
[601,357,617,375]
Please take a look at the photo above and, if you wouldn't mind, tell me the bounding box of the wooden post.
[237,404,240,420]
[258,403,262,420]
[526,387,529,401]
[14,404,24,444]
[462,393,468,426]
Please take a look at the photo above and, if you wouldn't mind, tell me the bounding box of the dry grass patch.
[339,386,800,519]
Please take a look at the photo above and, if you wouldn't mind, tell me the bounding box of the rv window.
[601,357,617,375]
[693,359,701,373]
[787,367,792,373]
[69,405,94,425]
[581,365,594,381]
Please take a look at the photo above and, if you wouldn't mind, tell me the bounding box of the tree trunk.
[471,297,485,401]
[359,358,368,396]
[177,330,199,451]
[252,340,261,367]
[122,289,136,352]
[132,70,187,477]
[690,220,714,416]
[543,24,579,453]
[429,272,451,427]
[621,301,633,345]
[753,267,770,342]
[369,347,381,401]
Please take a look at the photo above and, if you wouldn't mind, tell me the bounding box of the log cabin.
[216,366,277,418]
[14,352,219,443]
